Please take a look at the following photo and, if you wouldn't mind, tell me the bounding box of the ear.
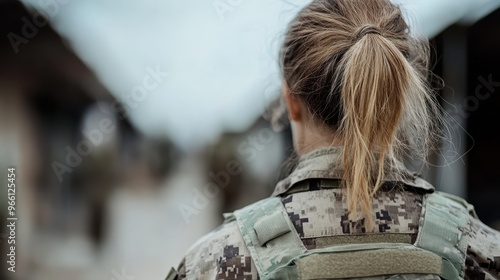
[283,84,302,122]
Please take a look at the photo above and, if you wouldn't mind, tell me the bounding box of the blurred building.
[0,2,177,279]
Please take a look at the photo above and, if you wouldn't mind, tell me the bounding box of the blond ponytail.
[279,0,442,230]
[339,25,411,227]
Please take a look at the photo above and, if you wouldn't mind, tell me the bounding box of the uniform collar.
[272,146,435,197]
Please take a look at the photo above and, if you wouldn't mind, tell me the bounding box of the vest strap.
[233,197,306,278]
[415,192,471,278]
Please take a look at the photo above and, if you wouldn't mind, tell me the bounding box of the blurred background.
[0,0,499,279]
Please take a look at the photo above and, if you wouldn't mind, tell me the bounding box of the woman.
[169,0,500,279]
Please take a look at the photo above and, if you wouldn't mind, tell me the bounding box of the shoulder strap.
[437,191,478,218]
[414,191,472,279]
[233,197,307,279]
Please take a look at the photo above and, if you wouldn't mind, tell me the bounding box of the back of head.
[279,0,442,229]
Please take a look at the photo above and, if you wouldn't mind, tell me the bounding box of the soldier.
[168,0,500,279]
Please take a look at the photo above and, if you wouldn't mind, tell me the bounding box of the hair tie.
[354,25,382,42]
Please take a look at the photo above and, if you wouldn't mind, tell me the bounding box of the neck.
[292,121,342,156]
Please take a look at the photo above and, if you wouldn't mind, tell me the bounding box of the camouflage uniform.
[173,147,500,280]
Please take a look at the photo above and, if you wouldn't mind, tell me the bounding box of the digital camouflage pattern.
[465,217,500,279]
[175,147,500,280]
[282,183,422,238]
[181,221,258,279]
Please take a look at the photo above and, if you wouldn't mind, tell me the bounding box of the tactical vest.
[225,191,474,280]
